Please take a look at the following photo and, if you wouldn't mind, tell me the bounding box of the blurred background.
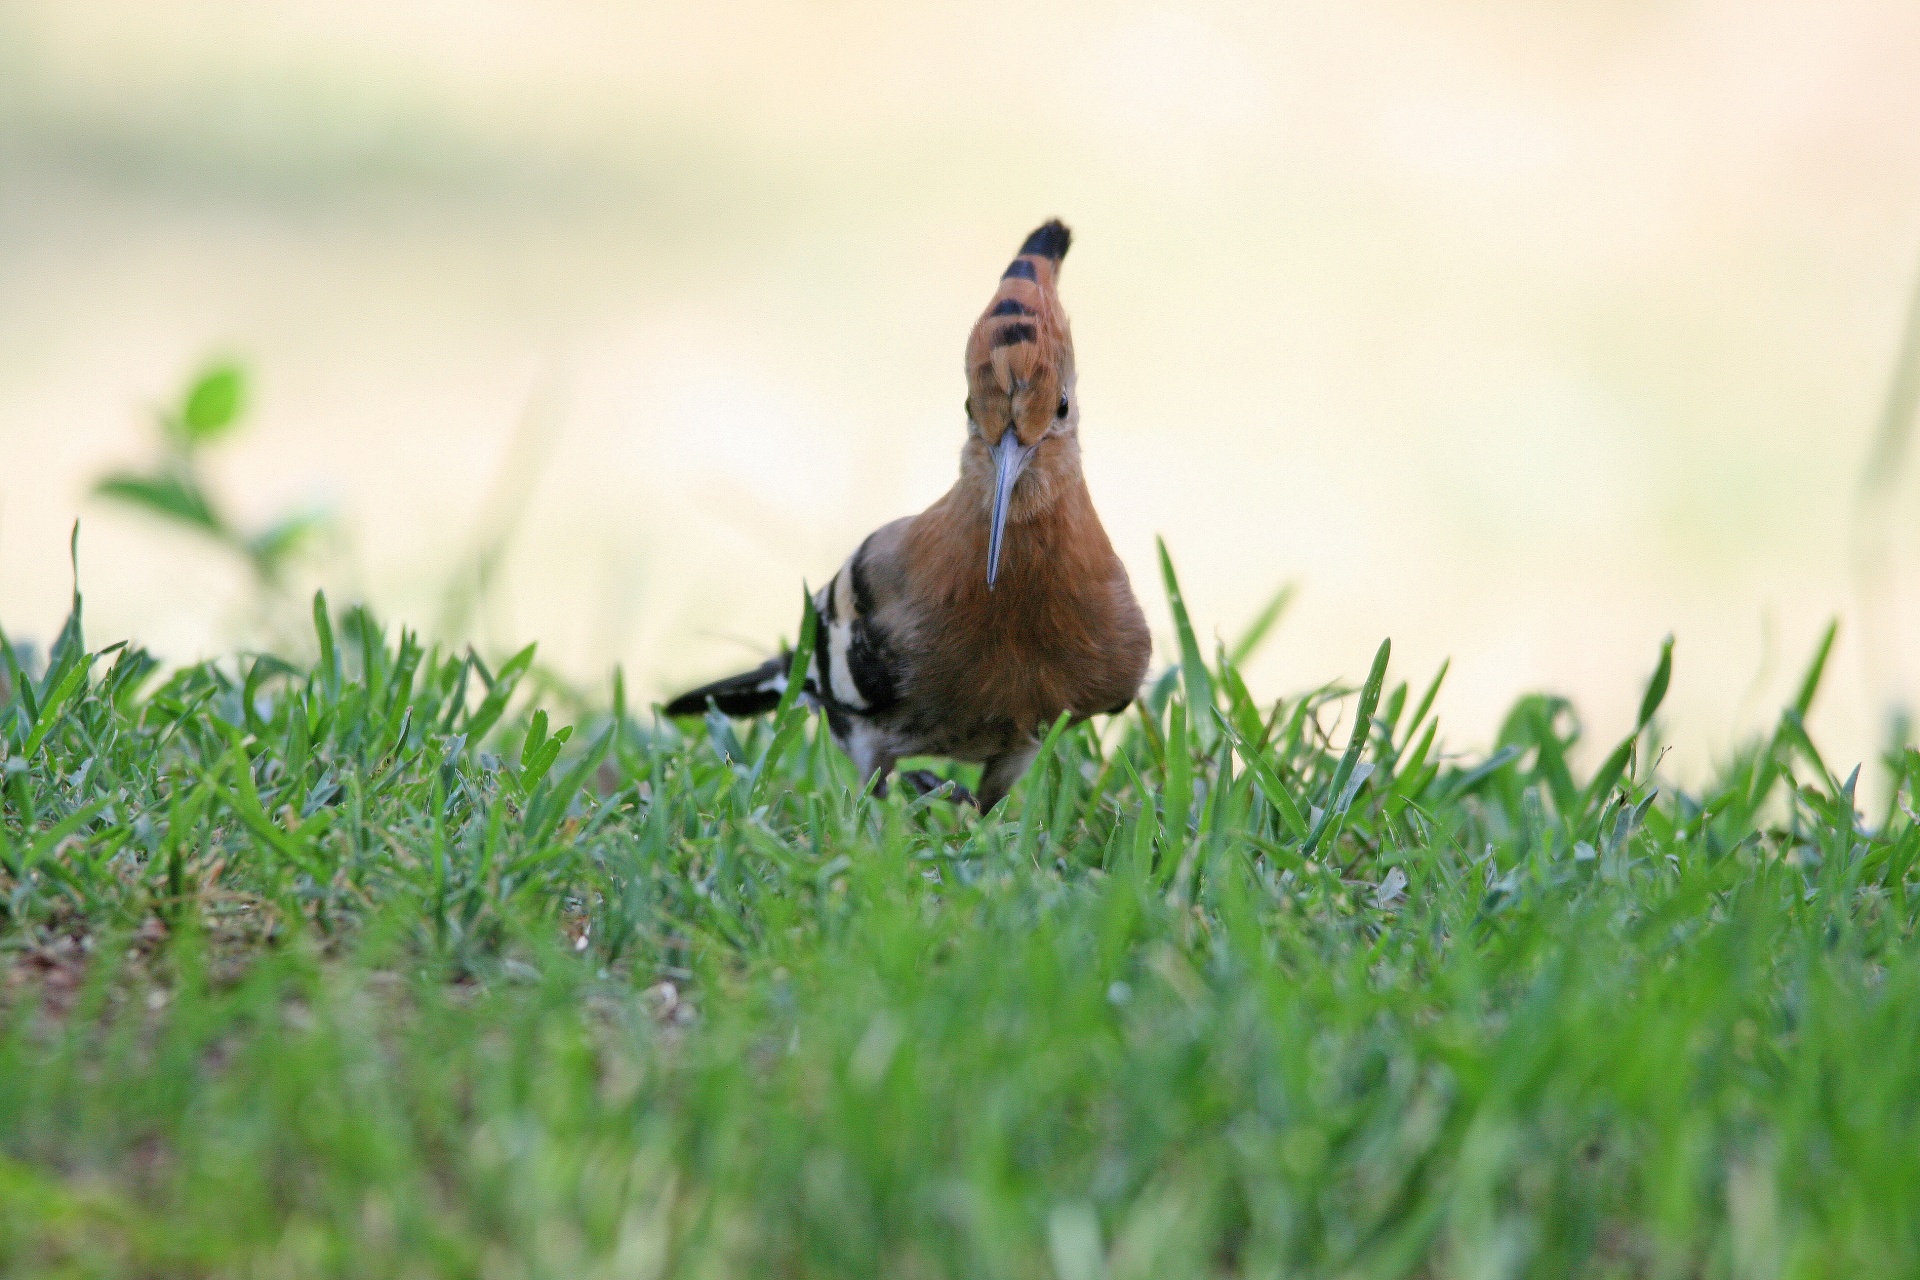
[2,0,1918,778]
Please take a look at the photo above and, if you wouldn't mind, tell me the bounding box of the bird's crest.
[966,219,1074,445]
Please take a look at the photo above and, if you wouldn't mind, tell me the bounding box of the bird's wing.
[662,517,917,722]
[809,517,914,717]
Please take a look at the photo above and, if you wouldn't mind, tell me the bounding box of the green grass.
[2,554,1918,1279]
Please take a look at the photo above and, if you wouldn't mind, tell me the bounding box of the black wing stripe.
[846,618,899,712]
[850,534,876,616]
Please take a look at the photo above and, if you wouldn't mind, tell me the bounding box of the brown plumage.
[666,218,1150,809]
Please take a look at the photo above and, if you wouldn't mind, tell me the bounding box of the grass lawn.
[2,549,1917,1278]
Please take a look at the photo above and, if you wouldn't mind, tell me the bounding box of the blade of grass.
[1156,538,1215,724]
[1228,583,1297,667]
[1303,638,1390,858]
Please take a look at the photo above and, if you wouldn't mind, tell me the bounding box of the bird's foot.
[898,769,977,807]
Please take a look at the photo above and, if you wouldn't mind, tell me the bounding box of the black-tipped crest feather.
[1019,219,1072,262]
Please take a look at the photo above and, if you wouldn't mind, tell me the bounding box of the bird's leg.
[975,745,1042,812]
[838,721,897,802]
[898,769,977,806]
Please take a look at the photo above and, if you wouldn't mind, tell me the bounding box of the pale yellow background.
[3,1,1918,781]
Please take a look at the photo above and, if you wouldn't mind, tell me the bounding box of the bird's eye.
[1056,395,1069,419]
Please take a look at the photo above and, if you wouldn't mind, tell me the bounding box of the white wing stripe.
[814,560,869,710]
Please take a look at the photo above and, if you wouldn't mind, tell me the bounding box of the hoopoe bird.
[665,219,1150,809]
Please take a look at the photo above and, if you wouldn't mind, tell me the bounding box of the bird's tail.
[662,653,792,718]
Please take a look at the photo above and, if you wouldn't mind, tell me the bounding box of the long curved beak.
[986,429,1035,590]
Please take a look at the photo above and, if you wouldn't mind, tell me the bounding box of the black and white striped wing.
[663,528,907,725]
[808,534,902,721]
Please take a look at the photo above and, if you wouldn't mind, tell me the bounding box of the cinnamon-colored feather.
[965,218,1074,448]
[901,471,1147,744]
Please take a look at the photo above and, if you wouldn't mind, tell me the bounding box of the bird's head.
[963,218,1079,589]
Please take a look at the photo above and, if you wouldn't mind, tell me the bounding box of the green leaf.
[94,473,225,537]
[22,654,96,758]
[1445,744,1524,798]
[15,801,107,877]
[1581,738,1636,820]
[181,363,247,444]
[1744,620,1842,818]
[527,725,615,844]
[751,591,821,801]
[1503,694,1579,816]
[1303,637,1390,858]
[519,716,573,795]
[1156,537,1215,721]
[1216,647,1267,749]
[1215,705,1310,840]
[523,709,550,770]
[1016,712,1075,862]
[1793,619,1839,720]
[313,591,338,693]
[0,618,29,723]
[1106,749,1158,880]
[1385,717,1440,815]
[773,590,819,722]
[221,740,325,881]
[465,643,537,746]
[1403,659,1449,751]
[246,512,328,576]
[1637,635,1674,731]
[1581,636,1676,822]
[1228,583,1297,667]
[1162,699,1193,856]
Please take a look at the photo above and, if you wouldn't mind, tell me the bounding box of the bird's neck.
[974,432,1086,529]
[913,439,1113,603]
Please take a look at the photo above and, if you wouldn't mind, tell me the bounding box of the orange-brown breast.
[896,470,1149,752]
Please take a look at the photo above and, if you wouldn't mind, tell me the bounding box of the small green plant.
[94,361,327,589]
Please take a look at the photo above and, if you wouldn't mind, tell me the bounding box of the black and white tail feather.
[662,542,899,734]
[661,542,958,798]
[660,653,792,720]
